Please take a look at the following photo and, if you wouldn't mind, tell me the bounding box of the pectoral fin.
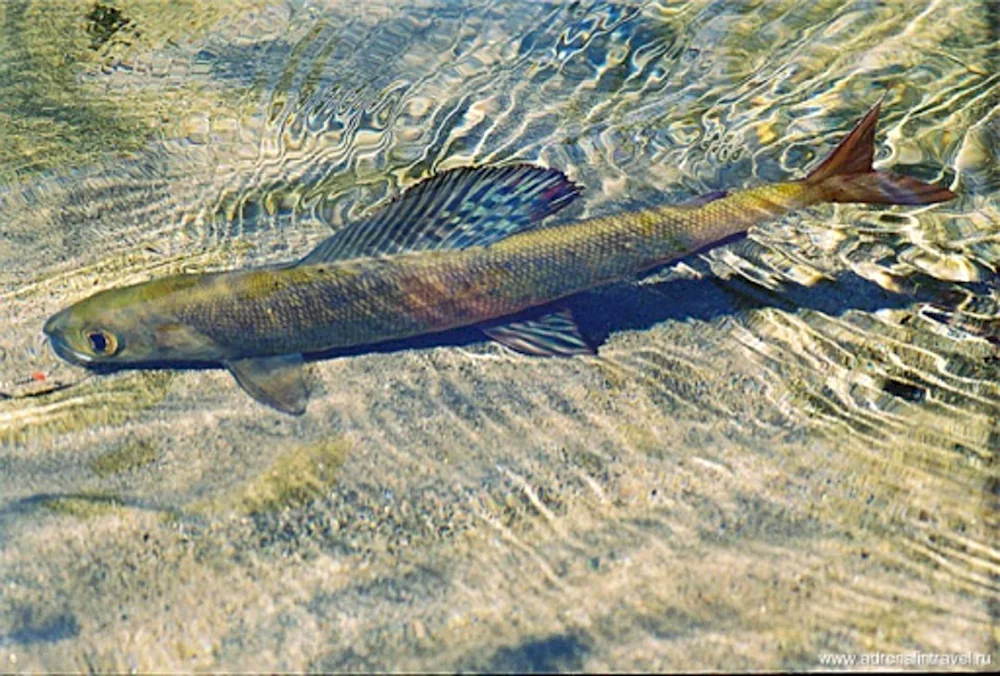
[225,354,309,415]
[482,308,596,357]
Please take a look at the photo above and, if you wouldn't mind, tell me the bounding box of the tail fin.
[804,97,956,205]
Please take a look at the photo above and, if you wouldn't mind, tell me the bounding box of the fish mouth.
[44,330,95,366]
[43,310,91,366]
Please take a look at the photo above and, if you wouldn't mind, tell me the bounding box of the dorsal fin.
[299,164,580,264]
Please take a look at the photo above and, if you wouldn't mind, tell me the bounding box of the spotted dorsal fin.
[299,164,580,264]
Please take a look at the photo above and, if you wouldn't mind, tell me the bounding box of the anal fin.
[225,354,309,415]
[482,308,596,357]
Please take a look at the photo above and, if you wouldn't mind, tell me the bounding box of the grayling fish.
[44,99,955,414]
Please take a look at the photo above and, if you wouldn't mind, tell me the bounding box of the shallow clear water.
[1,0,997,671]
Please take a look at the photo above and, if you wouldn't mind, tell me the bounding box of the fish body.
[44,100,956,414]
[66,182,806,358]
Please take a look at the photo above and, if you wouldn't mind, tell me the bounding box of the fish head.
[44,278,219,368]
[44,285,158,367]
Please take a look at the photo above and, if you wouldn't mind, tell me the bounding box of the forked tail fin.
[804,97,956,205]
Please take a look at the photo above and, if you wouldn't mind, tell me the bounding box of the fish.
[44,99,956,415]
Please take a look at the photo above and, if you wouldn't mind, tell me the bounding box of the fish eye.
[85,329,118,356]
